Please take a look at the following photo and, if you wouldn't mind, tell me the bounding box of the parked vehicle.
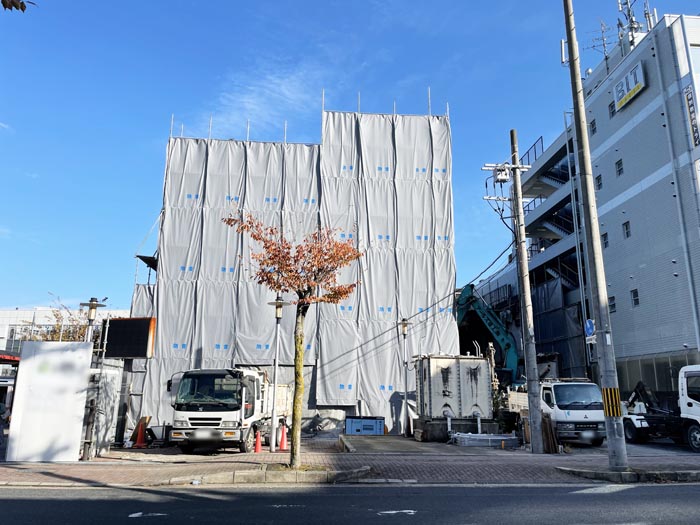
[540,378,606,446]
[167,368,291,453]
[623,365,700,452]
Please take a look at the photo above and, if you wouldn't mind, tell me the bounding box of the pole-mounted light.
[267,293,290,452]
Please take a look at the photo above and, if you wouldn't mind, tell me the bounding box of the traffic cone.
[254,430,262,453]
[279,425,288,451]
[133,420,147,449]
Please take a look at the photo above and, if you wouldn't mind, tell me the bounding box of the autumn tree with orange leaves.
[222,214,362,468]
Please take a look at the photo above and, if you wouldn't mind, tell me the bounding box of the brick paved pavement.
[3,435,700,486]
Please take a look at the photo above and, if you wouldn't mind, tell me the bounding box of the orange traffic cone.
[133,420,147,449]
[254,430,262,453]
[279,425,288,451]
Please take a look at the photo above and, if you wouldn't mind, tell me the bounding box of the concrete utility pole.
[563,0,628,470]
[510,130,544,455]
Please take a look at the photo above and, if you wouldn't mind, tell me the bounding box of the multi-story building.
[478,12,700,394]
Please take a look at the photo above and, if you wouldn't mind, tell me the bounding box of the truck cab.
[169,368,263,453]
[540,379,606,446]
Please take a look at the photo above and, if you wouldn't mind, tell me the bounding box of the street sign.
[584,319,595,337]
[586,335,597,345]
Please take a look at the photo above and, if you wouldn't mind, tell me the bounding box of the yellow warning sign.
[602,387,622,417]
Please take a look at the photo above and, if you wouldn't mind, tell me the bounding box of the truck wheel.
[686,424,700,453]
[178,444,195,454]
[240,428,256,453]
[591,437,604,447]
[624,419,646,444]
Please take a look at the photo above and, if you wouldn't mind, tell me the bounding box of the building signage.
[685,85,700,148]
[614,61,645,111]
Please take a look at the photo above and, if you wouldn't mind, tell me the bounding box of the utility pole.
[563,0,628,470]
[482,132,543,454]
[510,130,544,455]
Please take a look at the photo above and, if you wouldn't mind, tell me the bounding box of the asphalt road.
[3,483,700,524]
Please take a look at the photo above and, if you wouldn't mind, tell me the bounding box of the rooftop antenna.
[208,114,213,140]
[393,100,396,115]
[180,123,184,137]
[427,86,432,116]
[357,91,361,113]
[618,0,642,51]
[586,20,612,74]
[169,114,174,139]
[643,0,655,31]
[446,101,450,118]
[284,120,287,144]
[246,119,250,141]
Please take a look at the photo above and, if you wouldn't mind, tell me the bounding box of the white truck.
[539,378,606,446]
[167,368,291,453]
[623,365,700,452]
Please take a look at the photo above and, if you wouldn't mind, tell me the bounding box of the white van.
[540,379,606,446]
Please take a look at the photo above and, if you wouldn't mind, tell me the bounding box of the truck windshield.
[553,383,603,410]
[175,373,242,410]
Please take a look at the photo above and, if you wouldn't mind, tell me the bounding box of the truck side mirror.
[166,379,172,392]
[543,391,554,408]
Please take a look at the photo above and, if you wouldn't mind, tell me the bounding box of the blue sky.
[1,0,698,310]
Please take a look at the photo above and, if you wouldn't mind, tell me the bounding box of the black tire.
[624,419,647,444]
[686,424,700,453]
[591,437,605,447]
[240,428,256,453]
[178,444,195,454]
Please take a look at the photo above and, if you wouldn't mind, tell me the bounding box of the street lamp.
[267,293,290,452]
[400,317,411,438]
[80,297,106,344]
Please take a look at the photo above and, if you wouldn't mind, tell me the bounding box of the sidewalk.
[2,435,700,487]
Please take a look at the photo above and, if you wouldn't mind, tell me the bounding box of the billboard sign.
[615,61,645,111]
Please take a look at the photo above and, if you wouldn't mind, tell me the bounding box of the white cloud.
[202,57,327,143]
[0,226,11,238]
[0,122,11,131]
[25,173,39,180]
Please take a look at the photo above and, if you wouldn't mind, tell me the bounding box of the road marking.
[572,485,634,494]
[377,510,417,516]
[128,512,168,518]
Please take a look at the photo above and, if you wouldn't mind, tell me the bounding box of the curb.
[166,465,372,486]
[556,467,700,483]
[338,435,356,453]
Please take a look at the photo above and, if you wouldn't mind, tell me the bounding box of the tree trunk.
[290,304,307,468]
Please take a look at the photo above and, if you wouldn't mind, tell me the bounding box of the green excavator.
[455,284,519,384]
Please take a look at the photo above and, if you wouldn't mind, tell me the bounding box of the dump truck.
[167,368,292,453]
[622,365,700,452]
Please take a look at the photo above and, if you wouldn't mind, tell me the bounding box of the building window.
[615,159,624,177]
[631,288,640,307]
[590,119,597,135]
[622,221,631,238]
[609,296,616,313]
[602,232,609,248]
[608,101,617,118]
[595,174,603,190]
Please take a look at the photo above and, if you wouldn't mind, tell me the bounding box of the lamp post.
[267,294,290,452]
[80,297,106,344]
[400,318,411,437]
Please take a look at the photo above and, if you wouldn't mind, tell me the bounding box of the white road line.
[377,510,417,516]
[128,512,168,518]
[572,485,635,494]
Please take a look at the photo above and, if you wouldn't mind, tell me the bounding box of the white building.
[478,12,700,394]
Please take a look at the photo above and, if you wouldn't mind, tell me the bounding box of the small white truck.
[539,378,606,446]
[623,365,700,452]
[167,368,291,453]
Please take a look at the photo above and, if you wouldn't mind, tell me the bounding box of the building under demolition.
[130,110,459,433]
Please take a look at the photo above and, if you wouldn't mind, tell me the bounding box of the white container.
[415,356,493,419]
